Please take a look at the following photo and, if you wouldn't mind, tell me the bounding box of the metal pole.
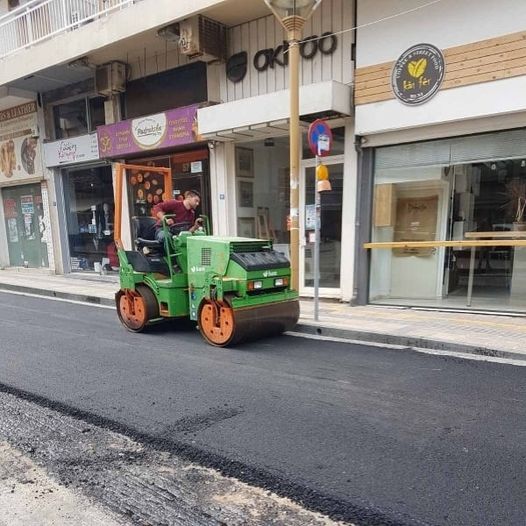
[467,246,476,307]
[287,26,302,292]
[314,156,321,320]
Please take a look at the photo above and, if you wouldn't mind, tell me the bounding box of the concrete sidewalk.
[1,267,525,361]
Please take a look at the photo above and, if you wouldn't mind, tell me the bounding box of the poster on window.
[7,218,18,242]
[0,102,40,183]
[20,194,34,214]
[393,195,438,257]
[128,161,168,217]
[3,198,17,219]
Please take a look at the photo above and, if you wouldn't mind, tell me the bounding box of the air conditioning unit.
[95,62,127,96]
[178,15,226,62]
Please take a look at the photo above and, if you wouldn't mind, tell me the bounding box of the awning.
[198,80,352,141]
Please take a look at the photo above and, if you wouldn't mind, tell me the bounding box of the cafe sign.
[44,133,99,167]
[391,43,445,105]
[226,32,338,83]
[97,104,202,158]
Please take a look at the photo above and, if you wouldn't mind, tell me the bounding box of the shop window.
[235,138,290,247]
[53,96,105,139]
[304,163,343,289]
[125,62,207,119]
[126,157,170,219]
[369,133,526,312]
[89,97,106,130]
[64,166,117,272]
[127,149,211,229]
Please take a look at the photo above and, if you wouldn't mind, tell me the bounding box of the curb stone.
[1,282,524,363]
[0,283,115,307]
[292,323,526,363]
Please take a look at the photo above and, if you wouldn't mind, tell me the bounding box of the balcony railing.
[0,0,138,60]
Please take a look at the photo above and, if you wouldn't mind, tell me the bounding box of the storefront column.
[50,169,69,273]
[209,141,236,236]
[39,181,56,271]
[353,146,374,306]
[340,120,358,302]
[112,164,132,251]
[0,197,8,268]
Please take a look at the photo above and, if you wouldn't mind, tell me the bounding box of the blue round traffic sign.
[308,119,333,157]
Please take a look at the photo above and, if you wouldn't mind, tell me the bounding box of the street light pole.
[264,0,322,292]
[287,19,301,292]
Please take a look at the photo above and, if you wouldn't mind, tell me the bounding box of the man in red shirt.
[153,189,202,242]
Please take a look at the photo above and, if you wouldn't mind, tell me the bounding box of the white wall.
[356,0,526,67]
[219,0,353,103]
[339,119,357,301]
[0,0,228,85]
[355,0,526,136]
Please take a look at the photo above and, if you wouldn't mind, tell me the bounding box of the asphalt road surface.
[0,292,524,526]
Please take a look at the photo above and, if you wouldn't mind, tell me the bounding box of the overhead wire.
[285,0,445,49]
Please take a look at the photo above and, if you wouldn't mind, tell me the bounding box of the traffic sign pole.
[307,120,333,322]
[314,154,321,321]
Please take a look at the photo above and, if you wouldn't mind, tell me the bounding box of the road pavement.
[0,291,524,525]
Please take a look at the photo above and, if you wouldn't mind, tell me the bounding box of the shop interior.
[235,139,290,245]
[235,127,345,290]
[128,150,210,226]
[370,158,526,312]
[64,165,117,272]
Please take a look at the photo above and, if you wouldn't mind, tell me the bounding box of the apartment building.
[0,0,356,302]
[5,0,524,313]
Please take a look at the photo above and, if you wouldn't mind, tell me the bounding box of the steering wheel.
[168,221,193,235]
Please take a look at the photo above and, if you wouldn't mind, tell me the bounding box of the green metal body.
[118,220,298,321]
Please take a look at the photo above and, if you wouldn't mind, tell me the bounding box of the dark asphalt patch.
[0,381,420,526]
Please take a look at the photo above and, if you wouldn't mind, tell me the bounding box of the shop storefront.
[231,130,346,291]
[0,101,52,269]
[354,1,526,313]
[96,104,210,234]
[198,0,356,300]
[43,133,116,273]
[367,129,526,313]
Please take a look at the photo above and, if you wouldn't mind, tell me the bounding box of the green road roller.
[113,163,299,346]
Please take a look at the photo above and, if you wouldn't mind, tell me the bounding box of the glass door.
[300,156,344,295]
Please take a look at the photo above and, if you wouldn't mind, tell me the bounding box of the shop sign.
[97,104,202,158]
[43,133,99,167]
[0,102,40,184]
[0,102,37,122]
[391,43,445,105]
[226,32,338,83]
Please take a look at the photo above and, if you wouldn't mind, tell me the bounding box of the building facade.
[199,0,356,300]
[0,0,358,303]
[354,0,526,313]
[3,0,525,314]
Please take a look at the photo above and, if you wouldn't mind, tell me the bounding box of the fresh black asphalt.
[0,292,524,525]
